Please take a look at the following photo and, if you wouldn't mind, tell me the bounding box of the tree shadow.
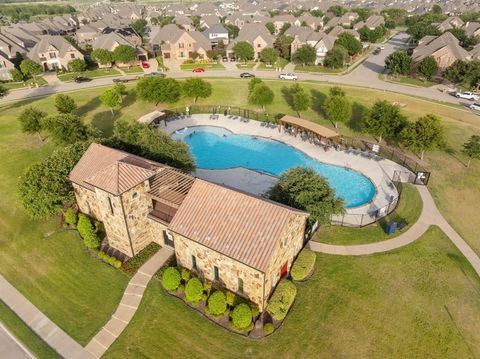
[310,89,327,116]
[280,86,294,109]
[348,102,368,132]
[77,96,101,116]
[91,110,116,137]
[123,90,137,108]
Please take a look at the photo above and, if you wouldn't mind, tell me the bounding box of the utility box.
[386,222,397,235]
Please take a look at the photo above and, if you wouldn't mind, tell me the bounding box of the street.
[0,323,34,359]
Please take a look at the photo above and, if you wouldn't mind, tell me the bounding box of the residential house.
[76,24,100,44]
[225,14,251,29]
[203,24,229,46]
[354,15,385,30]
[227,23,275,59]
[293,13,323,30]
[325,17,341,30]
[328,26,361,41]
[101,27,142,47]
[464,22,480,40]
[149,24,212,60]
[287,26,323,54]
[272,14,296,32]
[69,143,309,311]
[1,25,41,49]
[92,32,147,66]
[436,16,465,32]
[470,44,480,60]
[314,34,336,64]
[174,15,194,32]
[27,35,84,71]
[339,12,359,27]
[200,15,221,29]
[0,52,14,81]
[412,32,471,70]
[0,31,27,80]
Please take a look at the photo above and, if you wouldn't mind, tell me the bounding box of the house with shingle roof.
[69,143,308,311]
[27,35,84,71]
[92,32,148,65]
[464,22,480,39]
[227,23,275,59]
[353,15,385,31]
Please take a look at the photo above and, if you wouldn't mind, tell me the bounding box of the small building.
[137,110,166,126]
[27,35,84,71]
[69,143,309,311]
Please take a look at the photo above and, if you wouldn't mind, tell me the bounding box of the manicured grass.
[1,81,27,90]
[180,63,225,71]
[57,68,120,82]
[295,65,344,73]
[257,58,289,71]
[120,66,144,74]
[382,75,439,88]
[0,301,60,359]
[316,184,423,245]
[2,77,49,89]
[236,63,255,69]
[105,226,480,358]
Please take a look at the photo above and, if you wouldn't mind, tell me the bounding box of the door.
[163,230,174,248]
[280,261,288,278]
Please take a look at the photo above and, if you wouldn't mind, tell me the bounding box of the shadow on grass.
[123,90,137,108]
[281,86,294,109]
[91,110,116,137]
[77,96,101,116]
[348,102,368,132]
[310,89,327,116]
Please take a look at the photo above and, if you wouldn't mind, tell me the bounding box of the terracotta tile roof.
[85,161,156,195]
[168,179,308,272]
[69,143,162,192]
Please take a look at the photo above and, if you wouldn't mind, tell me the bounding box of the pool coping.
[171,124,379,210]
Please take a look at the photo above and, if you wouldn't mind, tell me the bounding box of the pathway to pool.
[161,114,411,226]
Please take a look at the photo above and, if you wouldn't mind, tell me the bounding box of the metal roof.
[279,115,340,139]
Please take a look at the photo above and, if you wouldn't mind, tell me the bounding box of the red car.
[142,62,150,69]
[192,68,205,73]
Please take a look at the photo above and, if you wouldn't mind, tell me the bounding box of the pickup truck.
[455,91,479,101]
[113,75,139,83]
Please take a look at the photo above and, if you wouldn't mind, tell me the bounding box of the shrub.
[267,280,297,321]
[231,303,252,330]
[291,250,316,281]
[65,208,77,227]
[177,284,185,293]
[207,291,227,316]
[226,291,236,307]
[97,250,122,268]
[185,278,203,304]
[181,268,191,282]
[203,281,212,294]
[77,213,94,238]
[162,267,181,291]
[250,304,259,319]
[83,231,100,249]
[263,323,274,335]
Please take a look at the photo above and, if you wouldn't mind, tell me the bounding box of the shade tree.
[292,44,316,66]
[323,86,352,128]
[401,114,445,159]
[462,135,480,168]
[181,78,212,103]
[18,107,46,142]
[363,100,407,143]
[55,94,77,114]
[136,77,181,106]
[233,41,254,62]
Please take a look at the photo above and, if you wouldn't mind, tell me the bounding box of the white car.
[279,73,298,80]
[469,103,480,111]
[455,91,479,101]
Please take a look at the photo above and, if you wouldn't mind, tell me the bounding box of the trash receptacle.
[385,221,397,235]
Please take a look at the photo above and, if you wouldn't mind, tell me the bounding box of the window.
[70,53,75,59]
[49,52,57,59]
[257,44,261,48]
[192,255,197,270]
[107,197,114,215]
[238,278,244,293]
[179,43,184,48]
[214,266,219,281]
[132,192,138,199]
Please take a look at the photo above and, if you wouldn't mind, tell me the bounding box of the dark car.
[74,76,91,83]
[373,48,381,55]
[240,72,255,78]
[144,72,166,78]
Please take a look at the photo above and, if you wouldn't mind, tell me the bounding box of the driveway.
[0,323,35,359]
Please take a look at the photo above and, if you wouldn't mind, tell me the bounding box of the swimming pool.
[173,126,376,208]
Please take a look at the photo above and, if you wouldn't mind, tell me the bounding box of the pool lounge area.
[159,114,412,226]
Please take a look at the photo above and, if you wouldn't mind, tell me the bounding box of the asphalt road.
[0,33,470,108]
[0,323,34,359]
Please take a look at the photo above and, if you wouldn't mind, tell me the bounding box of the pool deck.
[159,114,412,226]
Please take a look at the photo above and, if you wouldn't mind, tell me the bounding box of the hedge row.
[77,213,100,249]
[291,250,316,281]
[266,279,297,321]
[97,250,122,268]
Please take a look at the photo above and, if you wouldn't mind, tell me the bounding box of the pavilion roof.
[279,115,340,139]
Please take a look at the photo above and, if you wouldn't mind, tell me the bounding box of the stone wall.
[173,233,267,310]
[73,184,102,221]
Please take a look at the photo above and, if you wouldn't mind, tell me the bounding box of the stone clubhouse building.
[69,143,309,311]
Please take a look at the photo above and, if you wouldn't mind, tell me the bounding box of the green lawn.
[236,63,255,69]
[381,75,439,88]
[120,66,144,74]
[295,65,344,73]
[257,58,289,71]
[2,77,48,89]
[316,184,423,245]
[105,226,480,358]
[0,302,60,359]
[57,68,120,82]
[180,63,225,71]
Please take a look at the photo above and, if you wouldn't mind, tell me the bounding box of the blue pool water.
[173,126,375,208]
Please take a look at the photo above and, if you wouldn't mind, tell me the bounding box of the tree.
[68,58,87,73]
[248,83,274,109]
[328,5,347,17]
[274,35,294,60]
[233,41,254,62]
[113,45,136,65]
[100,87,122,116]
[10,68,24,82]
[401,114,445,159]
[260,47,278,64]
[363,100,407,143]
[17,142,89,219]
[18,107,46,142]
[292,44,316,66]
[279,23,291,35]
[225,23,240,39]
[55,94,77,114]
[20,59,42,77]
[0,85,8,99]
[417,56,438,79]
[265,22,276,35]
[431,4,442,14]
[385,50,412,75]
[289,84,310,116]
[444,60,468,83]
[108,119,195,172]
[63,35,78,47]
[448,28,478,48]
[324,45,347,68]
[267,167,344,225]
[131,19,147,38]
[182,78,212,103]
[335,33,362,56]
[248,77,263,93]
[323,87,351,128]
[42,114,88,144]
[91,49,114,66]
[136,77,181,105]
[462,135,480,168]
[352,7,371,21]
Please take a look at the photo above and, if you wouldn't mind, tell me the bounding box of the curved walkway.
[307,185,480,277]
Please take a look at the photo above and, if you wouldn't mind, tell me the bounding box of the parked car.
[192,68,205,73]
[142,62,150,69]
[222,56,228,62]
[469,103,480,111]
[74,76,91,83]
[455,91,479,101]
[230,57,237,62]
[240,72,255,78]
[379,45,386,50]
[373,48,381,55]
[144,72,166,78]
[113,75,139,83]
[279,73,298,80]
